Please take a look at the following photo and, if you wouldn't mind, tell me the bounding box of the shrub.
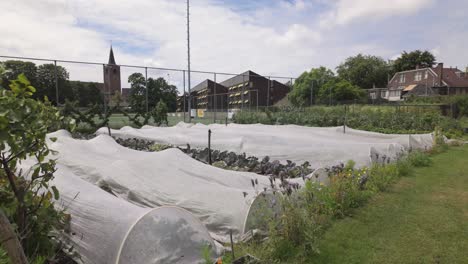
[239,150,433,262]
[233,106,461,135]
[406,151,432,167]
[152,100,168,126]
[0,74,73,262]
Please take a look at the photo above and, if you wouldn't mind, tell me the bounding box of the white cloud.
[1,0,467,93]
[321,0,433,27]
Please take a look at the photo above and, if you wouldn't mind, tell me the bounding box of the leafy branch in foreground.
[0,73,74,262]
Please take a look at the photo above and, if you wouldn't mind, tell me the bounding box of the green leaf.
[51,186,60,200]
[49,137,57,142]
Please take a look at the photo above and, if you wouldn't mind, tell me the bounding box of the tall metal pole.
[267,76,270,108]
[183,70,186,122]
[145,67,148,113]
[213,73,217,123]
[187,0,192,123]
[310,80,314,106]
[208,129,212,165]
[242,74,245,110]
[54,60,59,105]
[102,64,107,113]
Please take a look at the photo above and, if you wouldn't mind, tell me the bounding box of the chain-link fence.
[0,55,296,127]
[2,55,458,130]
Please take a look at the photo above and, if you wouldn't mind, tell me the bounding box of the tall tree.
[68,81,103,107]
[288,66,335,107]
[336,54,391,89]
[128,73,178,113]
[318,79,366,103]
[1,60,38,88]
[128,73,147,113]
[36,63,70,104]
[393,50,436,72]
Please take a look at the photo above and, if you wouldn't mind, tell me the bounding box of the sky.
[1,0,467,92]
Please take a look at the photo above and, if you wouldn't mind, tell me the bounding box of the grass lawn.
[312,146,468,264]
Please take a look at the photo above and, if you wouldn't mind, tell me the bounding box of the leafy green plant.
[0,74,73,262]
[406,151,432,167]
[201,244,213,264]
[152,100,168,126]
[234,105,461,135]
[236,149,437,263]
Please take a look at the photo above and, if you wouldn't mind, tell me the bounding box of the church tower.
[103,46,121,96]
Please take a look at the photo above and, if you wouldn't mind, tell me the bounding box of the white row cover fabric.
[48,165,216,264]
[97,123,434,168]
[46,131,282,243]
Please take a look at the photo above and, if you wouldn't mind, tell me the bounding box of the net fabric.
[49,164,215,264]
[97,123,434,168]
[46,131,282,243]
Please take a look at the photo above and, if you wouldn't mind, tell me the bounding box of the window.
[424,71,428,79]
[415,72,422,81]
[399,74,406,83]
[389,90,401,97]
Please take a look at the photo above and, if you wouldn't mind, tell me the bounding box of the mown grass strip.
[313,145,468,264]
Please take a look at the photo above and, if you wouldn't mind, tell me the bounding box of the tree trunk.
[0,209,28,264]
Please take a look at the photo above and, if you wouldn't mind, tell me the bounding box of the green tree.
[0,73,74,262]
[128,73,146,113]
[149,78,178,112]
[288,66,335,107]
[393,50,436,72]
[336,54,391,89]
[152,100,169,125]
[317,79,366,103]
[128,73,178,113]
[36,63,70,104]
[1,60,38,88]
[69,81,103,107]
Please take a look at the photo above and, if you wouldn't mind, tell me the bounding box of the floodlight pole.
[183,70,186,122]
[187,0,192,123]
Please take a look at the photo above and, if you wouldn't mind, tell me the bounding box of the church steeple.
[103,46,121,98]
[108,45,116,65]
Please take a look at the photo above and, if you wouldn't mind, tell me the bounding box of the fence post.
[267,76,270,107]
[242,74,245,110]
[208,129,212,165]
[214,73,217,123]
[145,67,148,113]
[343,105,347,134]
[183,70,186,122]
[230,229,235,260]
[102,64,108,116]
[54,60,59,105]
[256,90,259,112]
[310,80,314,106]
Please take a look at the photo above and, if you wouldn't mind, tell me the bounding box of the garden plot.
[97,123,434,168]
[45,130,291,243]
[18,160,216,264]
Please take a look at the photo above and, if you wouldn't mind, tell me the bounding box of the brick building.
[190,79,228,110]
[176,93,189,112]
[384,63,468,101]
[220,70,290,109]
